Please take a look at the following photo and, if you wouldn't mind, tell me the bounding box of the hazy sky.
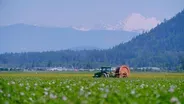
[0,0,183,31]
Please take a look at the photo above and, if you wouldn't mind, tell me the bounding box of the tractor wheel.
[119,73,128,78]
[102,73,108,78]
[106,73,110,77]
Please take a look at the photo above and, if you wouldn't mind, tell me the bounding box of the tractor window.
[101,67,111,72]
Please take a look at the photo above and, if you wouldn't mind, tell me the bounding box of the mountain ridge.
[0,24,137,53]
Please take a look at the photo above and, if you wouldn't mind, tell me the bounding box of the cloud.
[122,13,160,32]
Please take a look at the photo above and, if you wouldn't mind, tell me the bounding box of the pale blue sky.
[0,0,184,53]
[0,0,183,29]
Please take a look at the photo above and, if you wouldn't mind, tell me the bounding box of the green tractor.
[93,66,115,78]
[93,65,131,78]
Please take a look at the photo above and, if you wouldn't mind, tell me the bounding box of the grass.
[0,71,184,78]
[0,72,184,104]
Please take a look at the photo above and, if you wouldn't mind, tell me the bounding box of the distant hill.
[0,10,184,70]
[0,24,137,53]
[111,9,184,68]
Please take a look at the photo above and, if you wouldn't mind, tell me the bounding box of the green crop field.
[0,72,184,104]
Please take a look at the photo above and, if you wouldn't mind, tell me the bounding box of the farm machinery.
[93,65,130,78]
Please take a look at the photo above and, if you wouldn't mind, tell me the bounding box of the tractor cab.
[93,66,113,78]
[100,66,112,73]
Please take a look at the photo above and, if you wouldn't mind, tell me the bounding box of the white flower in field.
[66,85,70,89]
[29,97,33,101]
[20,92,24,96]
[62,96,67,101]
[101,83,105,87]
[146,93,149,97]
[19,83,24,87]
[135,93,141,98]
[44,87,50,91]
[79,90,84,96]
[99,88,104,91]
[88,92,91,95]
[156,94,160,98]
[89,83,94,87]
[144,84,148,88]
[81,100,88,104]
[169,88,174,93]
[170,85,176,89]
[80,86,84,91]
[25,86,30,91]
[0,89,3,93]
[84,91,91,98]
[7,94,11,98]
[4,101,9,104]
[81,86,84,90]
[7,82,10,85]
[140,84,145,89]
[11,81,15,85]
[49,93,57,99]
[85,87,89,90]
[44,91,48,95]
[23,99,27,103]
[170,97,180,104]
[105,88,109,93]
[34,83,38,86]
[84,93,88,98]
[52,81,55,84]
[102,94,107,98]
[131,90,136,95]
[168,85,176,93]
[31,93,35,96]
